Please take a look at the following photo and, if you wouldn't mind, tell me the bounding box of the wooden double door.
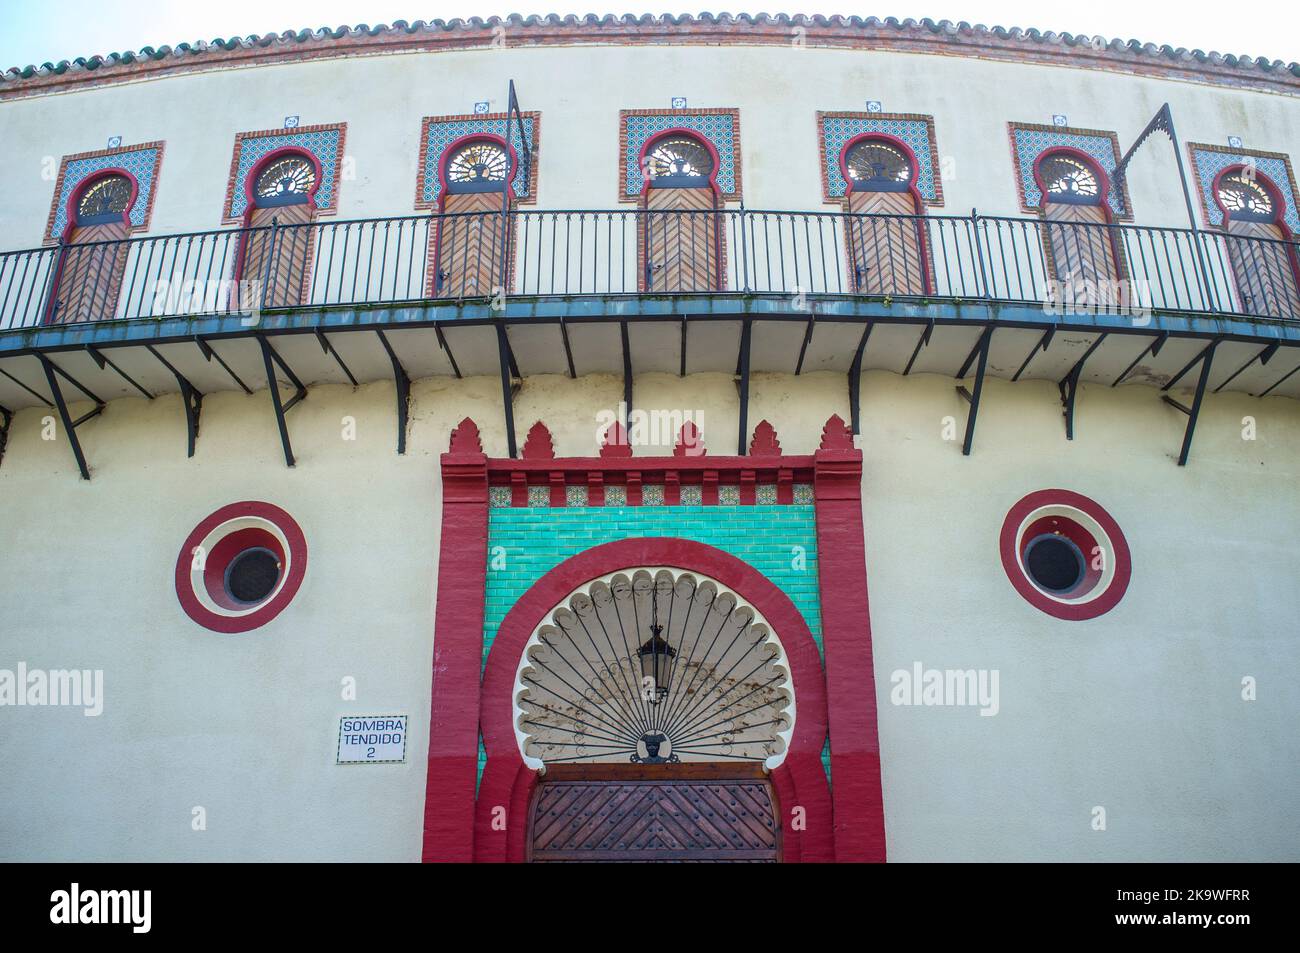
[529,765,780,863]
[642,187,723,292]
[49,221,130,324]
[1223,219,1300,319]
[845,190,930,295]
[430,192,511,299]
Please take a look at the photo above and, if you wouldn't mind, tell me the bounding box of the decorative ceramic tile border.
[618,108,742,202]
[1007,121,1132,220]
[816,112,943,206]
[221,122,346,224]
[1187,142,1300,233]
[44,141,165,244]
[414,112,541,210]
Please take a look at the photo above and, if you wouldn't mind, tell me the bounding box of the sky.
[2,1,1298,72]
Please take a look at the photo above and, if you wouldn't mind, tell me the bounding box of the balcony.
[2,207,1299,473]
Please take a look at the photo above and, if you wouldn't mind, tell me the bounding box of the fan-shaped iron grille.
[76,174,132,222]
[845,139,913,190]
[1040,153,1102,203]
[646,137,715,181]
[517,569,793,766]
[446,141,510,190]
[254,155,317,204]
[1218,173,1276,222]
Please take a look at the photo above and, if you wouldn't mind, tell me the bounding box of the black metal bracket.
[37,353,104,480]
[196,336,252,395]
[560,316,577,379]
[376,330,411,455]
[86,345,154,400]
[1214,342,1278,394]
[1173,340,1217,466]
[735,319,752,455]
[962,326,993,456]
[257,335,306,468]
[1112,331,1168,387]
[495,322,518,458]
[145,346,203,458]
[848,323,873,436]
[433,324,463,379]
[794,310,816,375]
[1058,333,1108,440]
[1011,326,1056,382]
[0,404,12,470]
[318,329,359,387]
[903,320,935,376]
[0,365,54,407]
[620,320,633,435]
[679,315,688,378]
[1163,339,1220,393]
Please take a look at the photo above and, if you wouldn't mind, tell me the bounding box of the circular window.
[845,139,912,190]
[1040,153,1102,204]
[999,490,1130,620]
[254,155,317,204]
[76,174,132,223]
[175,502,307,633]
[1217,172,1275,223]
[446,140,510,190]
[645,136,715,182]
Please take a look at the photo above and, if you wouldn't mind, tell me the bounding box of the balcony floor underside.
[2,294,1300,414]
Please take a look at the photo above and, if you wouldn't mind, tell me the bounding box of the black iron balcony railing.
[3,207,1299,332]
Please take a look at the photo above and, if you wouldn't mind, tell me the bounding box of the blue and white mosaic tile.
[793,484,815,505]
[489,486,512,508]
[565,485,589,507]
[1010,126,1127,217]
[680,485,703,506]
[821,116,938,202]
[642,484,665,506]
[527,485,550,507]
[756,484,778,505]
[1190,147,1300,233]
[605,485,628,506]
[623,113,738,196]
[228,128,343,220]
[718,485,741,506]
[51,146,161,239]
[420,116,537,206]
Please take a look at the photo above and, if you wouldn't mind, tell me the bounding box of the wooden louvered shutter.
[50,221,130,324]
[1224,219,1300,319]
[431,192,509,298]
[643,187,722,292]
[846,191,928,295]
[1042,202,1123,287]
[238,204,314,309]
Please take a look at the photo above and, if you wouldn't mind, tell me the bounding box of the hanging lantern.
[637,592,676,704]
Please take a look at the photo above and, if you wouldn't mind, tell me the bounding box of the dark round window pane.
[224,547,282,605]
[1040,153,1101,203]
[1024,534,1085,593]
[255,156,317,203]
[845,140,912,189]
[646,137,714,180]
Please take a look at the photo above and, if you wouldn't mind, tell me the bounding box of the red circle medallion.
[999,489,1130,620]
[174,502,307,633]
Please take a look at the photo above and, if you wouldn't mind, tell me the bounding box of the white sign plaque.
[337,715,408,764]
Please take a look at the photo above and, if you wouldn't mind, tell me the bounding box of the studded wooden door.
[50,221,130,324]
[529,765,780,863]
[431,192,509,299]
[1224,219,1300,319]
[845,190,928,295]
[238,204,315,309]
[643,188,722,292]
[1042,202,1123,287]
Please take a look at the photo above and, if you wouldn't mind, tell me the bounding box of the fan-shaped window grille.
[76,174,133,225]
[646,136,715,185]
[845,139,913,191]
[516,568,795,767]
[254,155,317,207]
[1040,153,1102,204]
[446,140,511,193]
[1218,172,1277,223]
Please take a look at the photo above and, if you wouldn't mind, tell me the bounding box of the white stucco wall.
[1,42,1297,250]
[0,370,1297,860]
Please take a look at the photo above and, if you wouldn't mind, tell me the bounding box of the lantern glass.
[637,633,676,703]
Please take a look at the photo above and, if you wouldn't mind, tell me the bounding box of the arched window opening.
[430,137,515,299]
[841,135,931,296]
[1034,149,1125,301]
[640,131,723,292]
[47,171,135,325]
[1214,167,1300,319]
[236,151,320,309]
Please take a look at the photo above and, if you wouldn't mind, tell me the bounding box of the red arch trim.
[435,133,519,209]
[62,166,141,240]
[838,131,927,209]
[471,537,834,863]
[637,127,723,200]
[1032,146,1114,210]
[241,146,326,224]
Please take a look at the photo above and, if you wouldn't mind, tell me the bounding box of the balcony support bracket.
[37,353,103,480]
[196,336,252,395]
[736,319,752,455]
[1175,340,1217,467]
[376,330,410,455]
[848,322,873,436]
[87,345,154,400]
[962,326,993,456]
[319,330,359,387]
[1058,333,1108,440]
[495,323,518,458]
[257,335,306,468]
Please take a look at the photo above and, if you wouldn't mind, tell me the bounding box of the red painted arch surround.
[471,537,834,863]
